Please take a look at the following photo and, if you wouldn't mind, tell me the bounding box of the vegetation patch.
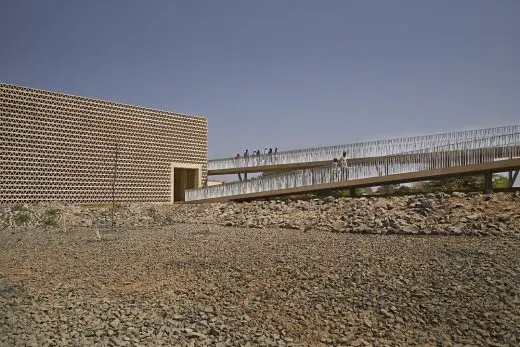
[42,208,61,227]
[14,212,30,225]
[12,203,29,212]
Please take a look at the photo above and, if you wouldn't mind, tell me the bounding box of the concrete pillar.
[484,172,492,194]
[382,163,390,194]
[509,170,519,188]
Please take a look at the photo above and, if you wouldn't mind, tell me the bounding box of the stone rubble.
[0,224,520,346]
[1,224,519,346]
[2,192,520,236]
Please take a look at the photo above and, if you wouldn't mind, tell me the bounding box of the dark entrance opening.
[173,167,198,201]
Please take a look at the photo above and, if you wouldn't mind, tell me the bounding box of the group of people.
[231,148,348,182]
[330,151,349,181]
[332,151,348,168]
[235,147,278,159]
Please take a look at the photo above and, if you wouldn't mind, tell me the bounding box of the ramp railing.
[208,125,520,171]
[188,133,520,201]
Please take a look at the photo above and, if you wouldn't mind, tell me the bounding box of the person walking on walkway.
[338,151,348,168]
[338,151,348,180]
[331,158,340,181]
[242,150,249,180]
[235,154,242,180]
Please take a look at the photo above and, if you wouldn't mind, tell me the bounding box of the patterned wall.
[1,84,207,203]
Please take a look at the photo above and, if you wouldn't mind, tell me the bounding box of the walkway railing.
[188,133,520,201]
[208,125,520,171]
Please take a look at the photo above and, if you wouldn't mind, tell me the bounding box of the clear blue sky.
[1,0,519,159]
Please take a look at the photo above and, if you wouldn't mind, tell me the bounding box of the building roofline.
[0,82,207,121]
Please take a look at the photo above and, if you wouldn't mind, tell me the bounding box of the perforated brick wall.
[1,84,207,203]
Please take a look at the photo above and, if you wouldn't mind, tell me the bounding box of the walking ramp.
[187,131,520,202]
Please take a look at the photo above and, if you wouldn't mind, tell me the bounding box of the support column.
[238,173,242,181]
[383,163,389,194]
[244,173,248,181]
[484,172,492,194]
[509,170,519,188]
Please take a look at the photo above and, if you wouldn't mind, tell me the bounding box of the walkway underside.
[189,158,520,203]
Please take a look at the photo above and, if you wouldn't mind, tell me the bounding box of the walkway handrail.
[208,124,520,171]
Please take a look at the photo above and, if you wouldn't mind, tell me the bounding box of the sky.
[1,0,519,160]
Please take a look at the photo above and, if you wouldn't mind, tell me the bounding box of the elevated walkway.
[208,125,520,175]
[188,133,520,202]
[189,158,520,203]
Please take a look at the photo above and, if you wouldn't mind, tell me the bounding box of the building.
[1,83,207,203]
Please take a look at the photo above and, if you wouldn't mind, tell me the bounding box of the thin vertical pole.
[111,140,119,232]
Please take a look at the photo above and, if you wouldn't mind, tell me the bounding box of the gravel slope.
[3,192,520,236]
[1,225,519,346]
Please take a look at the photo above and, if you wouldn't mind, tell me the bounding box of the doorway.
[171,163,202,202]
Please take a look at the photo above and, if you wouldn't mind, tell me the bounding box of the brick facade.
[1,84,207,203]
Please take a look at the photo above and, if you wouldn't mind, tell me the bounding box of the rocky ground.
[1,225,519,346]
[1,192,520,346]
[2,192,520,236]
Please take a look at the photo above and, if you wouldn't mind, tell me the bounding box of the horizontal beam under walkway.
[209,160,330,175]
[208,125,520,174]
[189,158,520,203]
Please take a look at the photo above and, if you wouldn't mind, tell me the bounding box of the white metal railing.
[208,124,520,171]
[188,134,520,201]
